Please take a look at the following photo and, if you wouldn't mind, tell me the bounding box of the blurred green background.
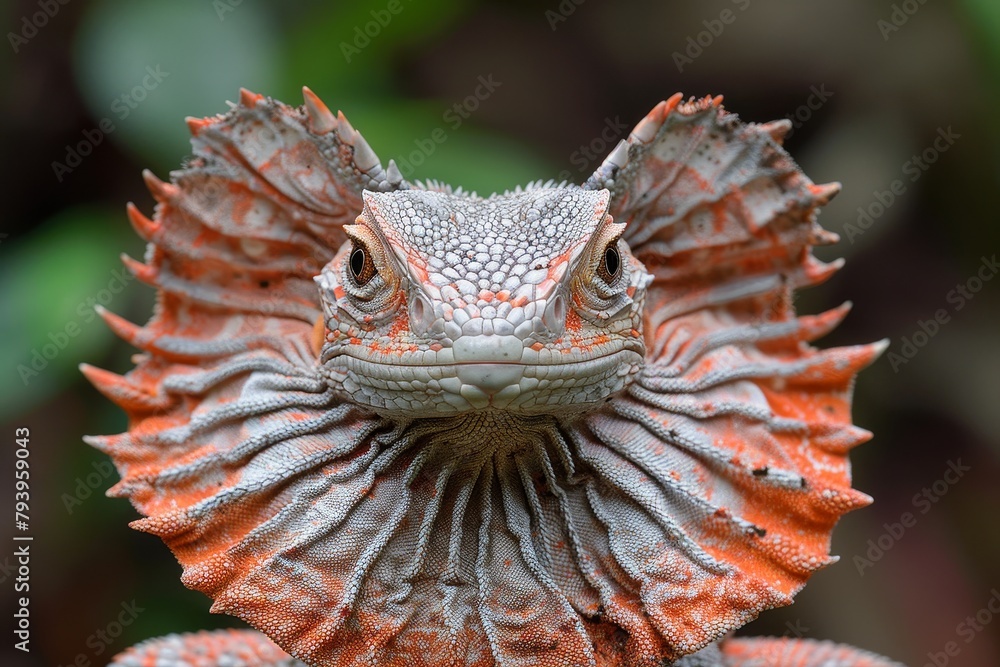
[2,1,999,665]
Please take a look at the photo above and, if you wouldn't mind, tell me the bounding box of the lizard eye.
[598,241,621,284]
[349,241,377,286]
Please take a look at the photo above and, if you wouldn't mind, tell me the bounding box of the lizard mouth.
[333,347,644,415]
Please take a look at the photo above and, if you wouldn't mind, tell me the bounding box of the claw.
[302,86,337,134]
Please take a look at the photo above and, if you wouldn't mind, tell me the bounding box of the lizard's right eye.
[349,241,377,286]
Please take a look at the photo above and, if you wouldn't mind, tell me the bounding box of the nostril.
[409,291,435,335]
[541,292,567,337]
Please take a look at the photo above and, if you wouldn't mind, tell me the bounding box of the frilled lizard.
[83,88,904,667]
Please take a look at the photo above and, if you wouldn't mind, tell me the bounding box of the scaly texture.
[105,630,907,667]
[85,90,887,667]
[107,629,306,667]
[719,637,907,666]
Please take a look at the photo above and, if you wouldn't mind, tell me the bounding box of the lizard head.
[315,187,651,417]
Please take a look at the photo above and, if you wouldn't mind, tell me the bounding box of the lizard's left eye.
[349,241,377,286]
[598,241,621,284]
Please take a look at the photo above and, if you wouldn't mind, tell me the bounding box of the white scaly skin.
[316,187,649,418]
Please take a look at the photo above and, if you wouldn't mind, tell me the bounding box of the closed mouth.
[332,348,643,413]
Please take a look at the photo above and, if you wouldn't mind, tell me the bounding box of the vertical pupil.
[350,246,366,278]
[604,245,620,277]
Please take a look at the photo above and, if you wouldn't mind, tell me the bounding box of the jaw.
[330,348,645,418]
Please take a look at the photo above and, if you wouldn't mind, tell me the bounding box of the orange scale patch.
[565,308,582,332]
[125,412,190,444]
[758,384,850,425]
[191,226,223,250]
[169,486,301,581]
[139,468,244,518]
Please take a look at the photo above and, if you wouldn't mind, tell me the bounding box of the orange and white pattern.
[86,90,891,666]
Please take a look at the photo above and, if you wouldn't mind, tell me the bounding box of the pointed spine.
[631,101,667,143]
[95,305,150,349]
[335,111,355,145]
[386,159,403,186]
[126,202,159,241]
[605,139,629,169]
[120,253,158,286]
[794,302,853,343]
[351,131,380,171]
[302,86,337,134]
[142,169,178,203]
[79,364,168,411]
[185,117,212,136]
[814,486,873,514]
[239,87,263,108]
[759,119,792,144]
[81,433,126,455]
[810,182,842,205]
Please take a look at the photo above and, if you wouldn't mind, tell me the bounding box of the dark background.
[2,1,999,666]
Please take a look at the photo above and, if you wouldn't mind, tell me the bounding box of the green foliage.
[0,209,139,421]
[959,0,1000,82]
[74,0,284,169]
